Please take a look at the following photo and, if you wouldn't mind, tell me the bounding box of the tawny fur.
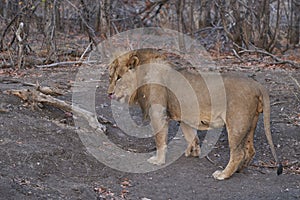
[107,49,281,180]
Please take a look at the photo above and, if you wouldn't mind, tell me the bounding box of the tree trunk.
[289,0,300,45]
[257,0,271,49]
[199,0,210,28]
[176,0,186,51]
[44,1,57,62]
[55,1,62,32]
[99,0,110,39]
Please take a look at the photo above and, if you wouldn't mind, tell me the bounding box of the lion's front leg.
[147,127,168,165]
[147,104,168,165]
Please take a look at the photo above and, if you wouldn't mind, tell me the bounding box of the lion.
[107,48,282,180]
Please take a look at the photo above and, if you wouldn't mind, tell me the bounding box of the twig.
[23,82,36,87]
[35,60,98,68]
[271,101,287,106]
[79,42,93,61]
[251,163,278,169]
[290,75,300,89]
[205,156,216,165]
[111,22,120,34]
[232,49,244,62]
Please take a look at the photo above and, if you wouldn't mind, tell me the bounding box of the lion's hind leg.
[213,121,251,180]
[180,122,200,157]
[238,113,259,172]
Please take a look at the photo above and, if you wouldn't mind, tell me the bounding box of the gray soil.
[0,62,299,200]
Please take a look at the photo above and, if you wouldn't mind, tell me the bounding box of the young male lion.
[107,48,282,180]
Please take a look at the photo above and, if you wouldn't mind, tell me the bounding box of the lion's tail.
[261,86,283,175]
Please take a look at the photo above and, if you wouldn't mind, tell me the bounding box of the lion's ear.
[128,55,139,69]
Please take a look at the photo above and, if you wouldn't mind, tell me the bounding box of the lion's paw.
[185,148,191,157]
[185,145,200,157]
[212,170,227,180]
[191,146,200,157]
[147,156,165,165]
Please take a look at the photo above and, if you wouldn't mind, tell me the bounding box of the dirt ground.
[0,59,299,200]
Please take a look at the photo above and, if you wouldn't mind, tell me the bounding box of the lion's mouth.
[108,93,126,103]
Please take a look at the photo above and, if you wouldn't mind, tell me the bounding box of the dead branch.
[0,78,63,96]
[36,86,63,96]
[35,60,98,68]
[79,42,93,61]
[236,44,300,69]
[0,78,36,87]
[36,82,63,96]
[0,78,22,84]
[5,88,106,132]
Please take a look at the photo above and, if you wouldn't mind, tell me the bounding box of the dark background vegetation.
[0,0,299,69]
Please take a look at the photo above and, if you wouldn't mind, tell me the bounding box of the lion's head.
[111,68,137,104]
[107,49,166,102]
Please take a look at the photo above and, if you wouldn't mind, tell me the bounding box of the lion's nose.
[108,93,115,99]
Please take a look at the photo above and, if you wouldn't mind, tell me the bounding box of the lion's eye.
[117,75,121,81]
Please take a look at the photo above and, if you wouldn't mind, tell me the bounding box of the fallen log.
[5,88,106,132]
